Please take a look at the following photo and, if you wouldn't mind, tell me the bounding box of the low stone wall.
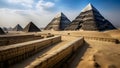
[84,36,118,43]
[26,37,84,68]
[0,36,61,68]
[0,34,44,46]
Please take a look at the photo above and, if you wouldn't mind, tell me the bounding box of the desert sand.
[1,30,120,68]
[40,30,120,68]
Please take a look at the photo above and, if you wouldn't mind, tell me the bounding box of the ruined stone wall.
[0,34,43,46]
[84,36,118,43]
[0,36,61,68]
[26,37,84,68]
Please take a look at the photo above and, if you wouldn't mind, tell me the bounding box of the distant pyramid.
[23,22,41,32]
[65,3,116,31]
[45,12,71,31]
[2,27,8,31]
[0,27,5,35]
[7,27,13,31]
[13,24,23,31]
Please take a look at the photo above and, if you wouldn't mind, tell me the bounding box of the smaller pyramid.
[13,24,23,31]
[0,27,5,35]
[23,22,41,32]
[2,27,8,31]
[7,27,13,31]
[45,12,71,31]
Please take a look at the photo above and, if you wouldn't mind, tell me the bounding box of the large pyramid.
[65,3,116,31]
[23,22,41,32]
[45,12,71,31]
[13,24,23,31]
[0,27,5,35]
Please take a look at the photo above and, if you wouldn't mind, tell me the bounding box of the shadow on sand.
[61,41,90,68]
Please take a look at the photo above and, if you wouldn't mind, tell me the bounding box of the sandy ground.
[41,30,120,68]
[104,30,120,40]
[1,30,120,68]
[41,30,112,38]
[68,40,120,68]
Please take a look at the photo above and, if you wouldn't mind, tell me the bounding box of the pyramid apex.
[13,24,23,31]
[88,3,92,6]
[29,21,35,25]
[59,12,63,14]
[81,3,97,12]
[16,24,21,27]
[55,12,61,18]
[30,21,33,23]
[55,12,66,18]
[16,24,21,26]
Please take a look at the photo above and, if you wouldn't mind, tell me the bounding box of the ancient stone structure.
[26,37,84,68]
[0,36,61,68]
[65,3,116,31]
[7,27,13,31]
[13,24,23,31]
[23,22,41,32]
[0,27,5,35]
[0,34,43,46]
[45,12,71,31]
[84,36,118,43]
[2,27,8,31]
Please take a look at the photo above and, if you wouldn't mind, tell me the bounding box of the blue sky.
[0,0,120,28]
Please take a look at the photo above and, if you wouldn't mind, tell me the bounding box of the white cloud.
[8,0,33,4]
[0,0,56,28]
[36,0,55,12]
[0,8,78,28]
[0,0,84,28]
[21,3,33,8]
[0,8,56,28]
[0,8,30,28]
[8,0,34,8]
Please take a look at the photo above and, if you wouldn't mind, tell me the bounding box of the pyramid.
[0,27,5,35]
[23,22,41,32]
[13,24,23,31]
[2,27,8,31]
[65,3,116,31]
[45,12,71,31]
[7,27,13,31]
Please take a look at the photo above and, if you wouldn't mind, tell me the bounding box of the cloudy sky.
[0,0,120,28]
